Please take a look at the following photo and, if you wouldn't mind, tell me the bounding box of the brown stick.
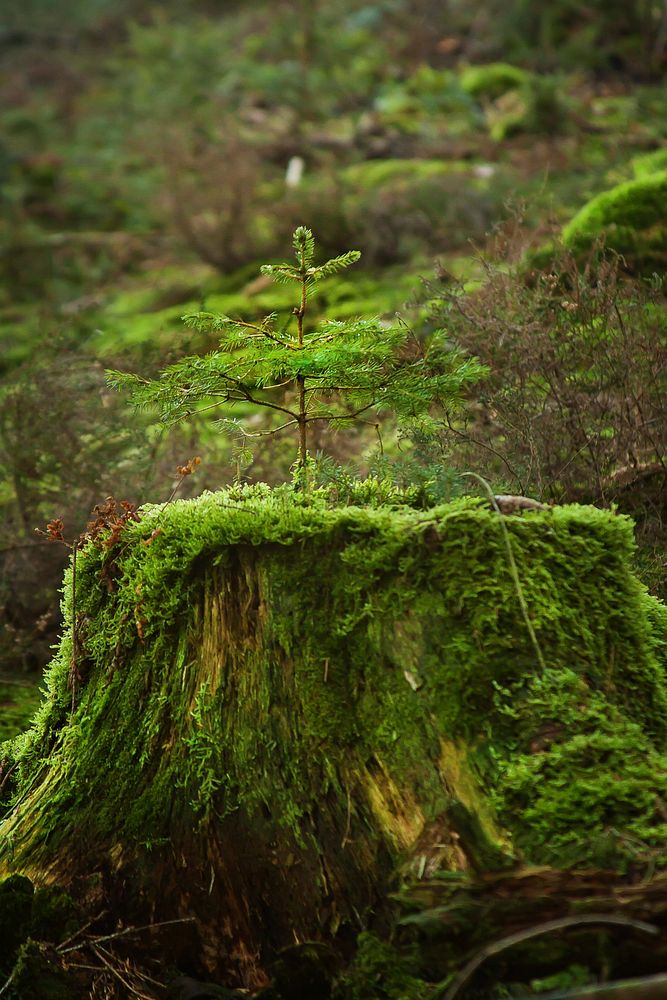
[436,914,658,1000]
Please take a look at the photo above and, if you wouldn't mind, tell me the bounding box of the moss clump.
[341,159,466,190]
[1,485,666,964]
[460,62,529,100]
[562,171,667,269]
[9,939,72,1000]
[493,666,667,867]
[633,149,667,179]
[331,932,431,1000]
[0,875,79,996]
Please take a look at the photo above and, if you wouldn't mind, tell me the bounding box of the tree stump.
[1,489,666,991]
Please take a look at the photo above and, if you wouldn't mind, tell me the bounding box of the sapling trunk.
[296,254,308,466]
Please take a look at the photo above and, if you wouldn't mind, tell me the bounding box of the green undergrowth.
[460,62,530,100]
[1,485,667,873]
[0,682,42,744]
[93,262,424,361]
[0,874,79,997]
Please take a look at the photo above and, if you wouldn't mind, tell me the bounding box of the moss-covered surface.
[0,681,42,743]
[562,171,667,269]
[0,487,666,985]
[460,63,530,100]
[93,260,425,361]
[633,148,667,179]
[0,874,80,997]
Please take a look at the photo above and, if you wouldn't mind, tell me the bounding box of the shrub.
[279,161,510,266]
[428,249,667,511]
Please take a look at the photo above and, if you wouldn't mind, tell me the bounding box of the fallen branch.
[435,914,659,1000]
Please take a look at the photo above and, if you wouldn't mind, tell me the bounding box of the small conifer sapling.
[107,227,483,471]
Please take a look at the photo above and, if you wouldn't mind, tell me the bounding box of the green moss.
[633,148,667,178]
[9,939,72,1000]
[0,682,42,743]
[562,171,667,268]
[0,876,79,994]
[460,63,529,100]
[493,667,667,867]
[0,875,33,977]
[30,887,79,944]
[341,159,467,190]
[1,487,667,879]
[331,932,431,1000]
[486,76,569,142]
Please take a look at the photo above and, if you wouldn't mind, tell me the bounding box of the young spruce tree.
[107,227,482,472]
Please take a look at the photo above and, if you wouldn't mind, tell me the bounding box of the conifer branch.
[109,227,483,472]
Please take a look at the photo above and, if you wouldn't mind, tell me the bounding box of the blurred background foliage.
[0,0,666,686]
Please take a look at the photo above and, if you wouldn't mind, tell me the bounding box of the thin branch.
[0,968,16,997]
[436,914,658,1000]
[445,413,525,493]
[90,945,155,1000]
[241,389,299,419]
[173,393,298,422]
[229,319,296,349]
[61,916,196,953]
[95,943,165,989]
[55,911,108,952]
[69,540,78,713]
[304,401,379,423]
[231,418,299,439]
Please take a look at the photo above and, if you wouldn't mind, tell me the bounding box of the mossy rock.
[562,171,667,269]
[0,876,79,994]
[460,62,529,101]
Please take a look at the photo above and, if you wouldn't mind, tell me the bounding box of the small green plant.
[107,227,483,472]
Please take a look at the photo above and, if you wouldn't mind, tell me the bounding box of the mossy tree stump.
[1,489,666,990]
